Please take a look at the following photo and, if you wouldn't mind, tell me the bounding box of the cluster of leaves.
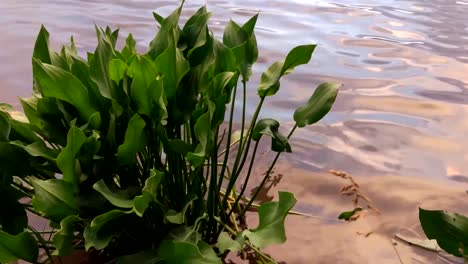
[0,2,338,263]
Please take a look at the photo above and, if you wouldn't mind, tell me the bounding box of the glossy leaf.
[133,170,163,217]
[0,230,38,263]
[187,100,215,167]
[419,208,468,257]
[121,33,136,60]
[293,83,339,127]
[33,25,52,64]
[90,27,116,99]
[31,179,79,223]
[0,111,10,141]
[217,232,242,253]
[252,118,291,153]
[109,59,128,84]
[24,141,60,161]
[257,45,316,97]
[84,209,131,250]
[153,33,190,99]
[93,180,134,208]
[53,215,79,256]
[57,126,87,187]
[117,114,147,166]
[147,5,183,59]
[243,191,296,249]
[128,55,158,115]
[165,195,197,224]
[32,59,97,120]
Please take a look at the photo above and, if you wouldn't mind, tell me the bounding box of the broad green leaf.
[223,15,258,81]
[252,119,291,153]
[53,215,79,256]
[57,126,87,187]
[93,180,134,208]
[187,100,215,167]
[281,45,316,75]
[257,45,316,97]
[133,171,163,217]
[293,83,339,127]
[128,55,158,115]
[33,25,52,64]
[147,5,183,59]
[90,27,117,99]
[159,240,221,264]
[0,230,38,263]
[168,139,192,154]
[217,232,242,253]
[117,114,147,166]
[152,12,164,25]
[153,32,190,99]
[159,227,220,264]
[165,195,197,224]
[109,59,128,83]
[24,141,60,161]
[338,207,363,221]
[183,6,212,59]
[242,191,297,249]
[31,179,79,223]
[9,119,40,143]
[84,209,131,250]
[419,208,468,257]
[20,97,67,145]
[32,59,97,120]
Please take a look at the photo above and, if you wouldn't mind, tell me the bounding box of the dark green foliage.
[0,2,339,263]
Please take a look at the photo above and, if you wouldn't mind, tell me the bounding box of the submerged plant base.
[0,2,338,263]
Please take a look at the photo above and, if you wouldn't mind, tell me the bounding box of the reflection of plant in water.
[0,2,339,263]
[249,169,284,204]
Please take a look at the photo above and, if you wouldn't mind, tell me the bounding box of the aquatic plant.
[0,2,338,263]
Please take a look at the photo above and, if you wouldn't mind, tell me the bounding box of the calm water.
[1,0,468,183]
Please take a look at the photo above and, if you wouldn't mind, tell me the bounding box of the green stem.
[222,96,265,207]
[227,140,260,219]
[240,124,297,217]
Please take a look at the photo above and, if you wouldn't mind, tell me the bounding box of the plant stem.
[240,124,297,217]
[222,96,264,207]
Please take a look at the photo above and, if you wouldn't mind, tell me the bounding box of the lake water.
[2,1,468,263]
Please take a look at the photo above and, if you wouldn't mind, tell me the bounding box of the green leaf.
[252,119,291,153]
[242,191,297,249]
[0,230,38,263]
[281,45,316,75]
[153,32,190,99]
[257,45,316,98]
[57,126,87,187]
[93,180,134,208]
[117,114,147,166]
[293,83,339,128]
[121,33,136,60]
[109,59,128,84]
[0,142,32,176]
[338,207,362,221]
[217,232,242,253]
[147,5,183,59]
[0,111,10,141]
[53,215,79,256]
[159,240,221,264]
[152,12,164,25]
[90,27,117,99]
[187,100,215,167]
[165,195,197,224]
[128,55,158,115]
[24,141,60,161]
[32,59,97,120]
[223,15,258,81]
[31,179,79,223]
[133,170,163,217]
[33,25,52,64]
[84,209,131,250]
[419,208,468,257]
